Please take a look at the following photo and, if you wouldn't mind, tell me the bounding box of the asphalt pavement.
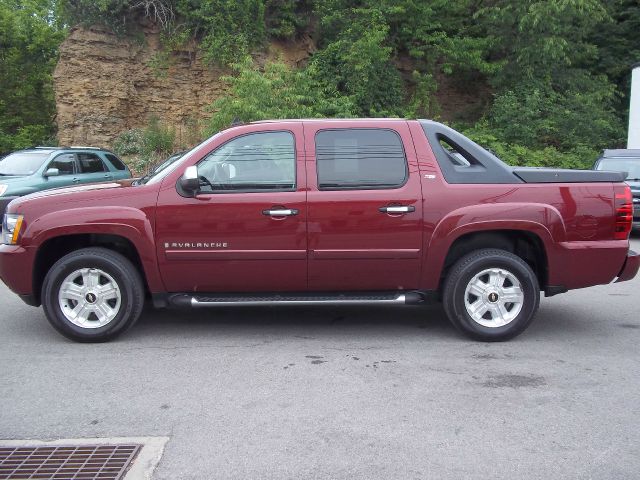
[1,236,639,480]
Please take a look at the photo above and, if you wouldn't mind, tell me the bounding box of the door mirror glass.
[179,165,200,196]
[44,168,59,177]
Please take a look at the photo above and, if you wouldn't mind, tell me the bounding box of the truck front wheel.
[442,248,540,341]
[41,247,145,342]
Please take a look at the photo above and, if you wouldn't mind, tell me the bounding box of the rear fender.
[422,203,566,289]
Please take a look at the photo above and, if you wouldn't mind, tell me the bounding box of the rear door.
[76,152,113,183]
[304,121,423,291]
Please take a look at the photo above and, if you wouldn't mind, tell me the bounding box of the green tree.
[476,0,623,150]
[207,57,355,133]
[0,0,66,151]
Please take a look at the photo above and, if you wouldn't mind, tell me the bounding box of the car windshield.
[0,152,50,176]
[596,158,640,180]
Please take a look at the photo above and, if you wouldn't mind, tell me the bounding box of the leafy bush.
[113,117,175,173]
[0,0,65,151]
[207,57,356,133]
[462,123,598,170]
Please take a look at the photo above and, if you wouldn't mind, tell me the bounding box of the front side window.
[198,131,296,192]
[77,153,106,173]
[48,154,77,175]
[315,129,407,190]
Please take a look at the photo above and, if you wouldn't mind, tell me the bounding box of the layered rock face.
[53,25,481,149]
[54,26,228,148]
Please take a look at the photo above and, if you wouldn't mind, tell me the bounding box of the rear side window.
[315,129,407,190]
[78,153,106,173]
[104,153,128,171]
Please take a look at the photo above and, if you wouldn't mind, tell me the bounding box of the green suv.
[0,147,131,213]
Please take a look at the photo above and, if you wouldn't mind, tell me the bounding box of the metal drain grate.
[0,444,141,480]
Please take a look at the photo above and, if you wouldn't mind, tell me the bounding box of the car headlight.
[0,184,7,197]
[2,214,24,245]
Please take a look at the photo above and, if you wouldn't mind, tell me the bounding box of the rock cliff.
[53,25,230,148]
[53,25,482,149]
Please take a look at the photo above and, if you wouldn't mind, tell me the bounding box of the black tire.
[41,247,145,342]
[442,248,540,341]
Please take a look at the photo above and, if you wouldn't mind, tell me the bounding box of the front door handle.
[72,178,81,183]
[262,208,299,216]
[378,205,415,214]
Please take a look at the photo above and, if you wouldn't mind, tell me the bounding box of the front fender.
[422,202,566,289]
[25,206,163,292]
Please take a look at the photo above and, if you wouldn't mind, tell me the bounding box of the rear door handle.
[379,205,415,214]
[262,209,299,216]
[72,178,81,183]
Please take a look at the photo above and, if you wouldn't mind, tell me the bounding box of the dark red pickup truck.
[1,119,638,342]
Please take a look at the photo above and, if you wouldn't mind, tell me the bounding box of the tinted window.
[315,129,407,189]
[48,154,77,175]
[439,138,472,167]
[596,158,640,179]
[78,153,106,173]
[198,131,295,192]
[105,153,127,171]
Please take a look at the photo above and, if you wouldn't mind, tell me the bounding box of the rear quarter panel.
[408,121,625,291]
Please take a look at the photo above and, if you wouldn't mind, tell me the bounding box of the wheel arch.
[438,229,548,291]
[32,230,161,305]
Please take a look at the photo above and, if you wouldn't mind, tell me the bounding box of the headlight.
[2,214,24,245]
[0,184,7,196]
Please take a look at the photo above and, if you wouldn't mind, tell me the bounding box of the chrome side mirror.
[179,165,200,196]
[44,168,59,177]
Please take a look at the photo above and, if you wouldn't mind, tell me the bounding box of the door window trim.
[77,152,108,174]
[194,130,298,195]
[45,153,78,176]
[314,128,409,191]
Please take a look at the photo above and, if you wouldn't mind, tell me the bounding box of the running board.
[166,291,430,308]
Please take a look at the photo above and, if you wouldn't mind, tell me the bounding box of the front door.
[304,121,423,291]
[155,124,307,293]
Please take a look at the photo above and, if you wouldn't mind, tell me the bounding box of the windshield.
[0,152,50,176]
[596,158,640,180]
[145,133,222,186]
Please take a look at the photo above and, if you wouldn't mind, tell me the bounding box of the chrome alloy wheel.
[58,268,122,328]
[463,268,524,328]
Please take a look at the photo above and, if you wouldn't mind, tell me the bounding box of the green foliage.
[488,79,622,151]
[463,123,598,170]
[62,0,175,35]
[174,0,265,65]
[113,116,175,173]
[0,0,66,151]
[265,0,311,39]
[8,0,640,169]
[207,57,356,133]
[310,13,404,116]
[113,129,145,155]
[474,0,623,153]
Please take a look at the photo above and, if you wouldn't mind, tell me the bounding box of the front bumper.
[616,249,640,283]
[0,244,35,297]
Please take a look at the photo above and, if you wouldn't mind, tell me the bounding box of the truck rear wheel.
[442,248,540,341]
[41,247,145,342]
